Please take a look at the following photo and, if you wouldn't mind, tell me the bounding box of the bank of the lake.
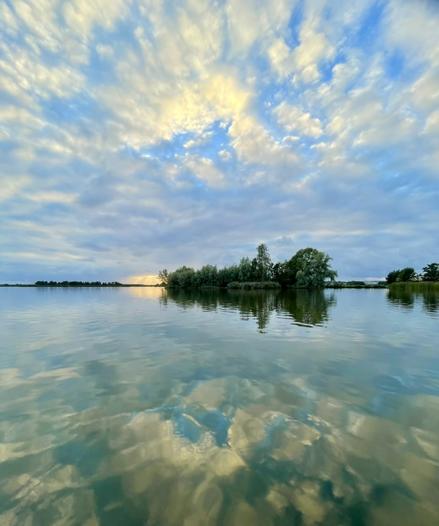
[389,281,439,291]
[0,283,158,288]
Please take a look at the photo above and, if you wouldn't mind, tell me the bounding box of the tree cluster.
[159,245,337,289]
[386,262,439,284]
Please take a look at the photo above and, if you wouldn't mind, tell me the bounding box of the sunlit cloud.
[125,274,161,286]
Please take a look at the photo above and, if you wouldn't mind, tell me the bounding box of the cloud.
[226,0,292,56]
[63,0,127,39]
[274,102,323,138]
[124,274,160,285]
[293,20,334,83]
[0,176,31,202]
[184,155,226,188]
[100,69,250,150]
[267,4,336,84]
[229,115,298,171]
[0,0,438,282]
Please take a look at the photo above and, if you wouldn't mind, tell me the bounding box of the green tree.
[422,262,439,281]
[217,265,239,287]
[167,266,196,288]
[162,245,337,289]
[286,248,337,288]
[386,267,417,283]
[398,267,416,282]
[237,257,253,282]
[272,261,295,287]
[253,243,273,281]
[158,269,169,286]
[197,265,218,286]
[386,270,400,284]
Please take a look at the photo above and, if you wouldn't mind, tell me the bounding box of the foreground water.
[0,287,438,525]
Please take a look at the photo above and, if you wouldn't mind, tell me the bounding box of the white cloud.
[226,0,293,57]
[409,68,439,115]
[184,131,214,149]
[293,20,334,83]
[228,115,299,176]
[385,0,439,65]
[0,2,19,36]
[63,0,127,40]
[0,41,85,102]
[96,44,114,59]
[274,102,323,138]
[424,110,439,136]
[267,8,335,83]
[0,176,32,202]
[267,39,294,78]
[27,191,77,204]
[184,155,226,188]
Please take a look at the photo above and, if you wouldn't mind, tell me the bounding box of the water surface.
[0,287,438,525]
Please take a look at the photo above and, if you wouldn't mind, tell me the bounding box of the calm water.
[0,287,438,525]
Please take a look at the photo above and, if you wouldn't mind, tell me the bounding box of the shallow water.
[0,286,438,525]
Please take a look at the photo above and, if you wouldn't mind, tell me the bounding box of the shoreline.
[0,284,160,288]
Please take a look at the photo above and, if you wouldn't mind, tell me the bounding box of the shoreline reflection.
[387,284,439,315]
[162,288,336,331]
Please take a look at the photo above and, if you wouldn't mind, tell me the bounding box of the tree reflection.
[387,284,439,315]
[387,287,415,309]
[164,288,336,331]
[276,289,336,327]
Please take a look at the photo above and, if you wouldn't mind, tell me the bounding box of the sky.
[1,0,438,283]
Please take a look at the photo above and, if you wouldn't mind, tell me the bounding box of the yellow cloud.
[125,274,161,285]
[158,73,250,141]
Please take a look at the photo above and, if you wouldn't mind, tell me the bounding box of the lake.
[0,286,438,525]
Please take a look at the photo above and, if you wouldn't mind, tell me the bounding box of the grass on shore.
[389,281,439,291]
[326,281,387,289]
[227,281,281,290]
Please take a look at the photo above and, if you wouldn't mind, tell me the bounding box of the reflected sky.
[0,287,438,525]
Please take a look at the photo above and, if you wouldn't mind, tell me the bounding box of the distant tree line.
[34,281,123,287]
[159,245,337,289]
[386,262,439,284]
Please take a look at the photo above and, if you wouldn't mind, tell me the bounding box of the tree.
[197,265,218,286]
[272,261,295,287]
[161,245,338,289]
[237,257,253,282]
[398,267,416,282]
[158,269,169,286]
[286,248,337,288]
[167,266,196,288]
[386,270,400,284]
[253,244,273,281]
[386,267,417,283]
[422,262,439,281]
